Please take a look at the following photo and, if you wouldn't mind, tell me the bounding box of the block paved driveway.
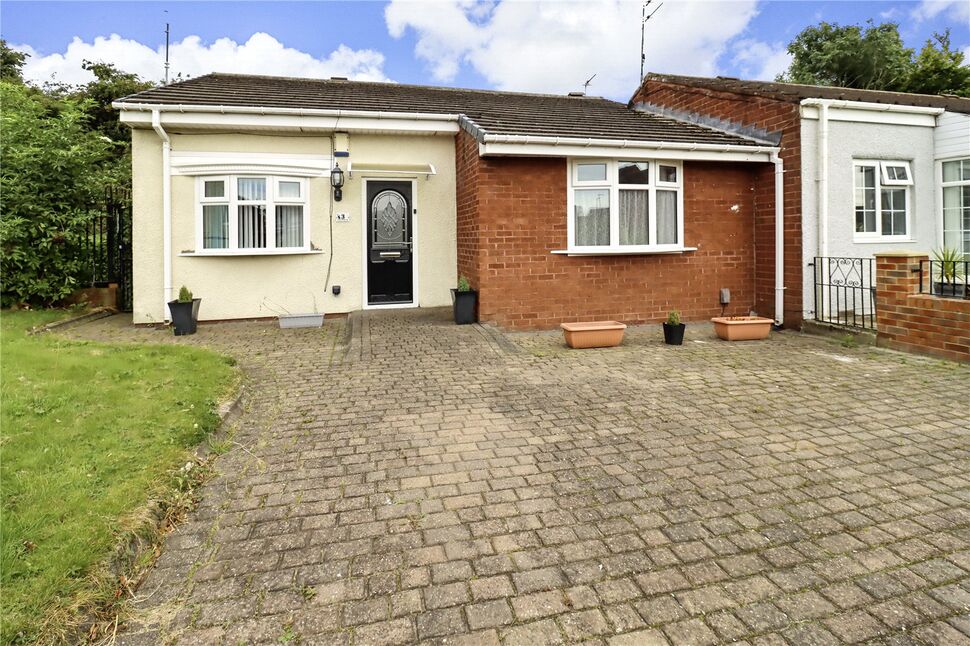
[70,310,970,645]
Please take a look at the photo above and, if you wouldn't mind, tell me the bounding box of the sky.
[2,1,968,101]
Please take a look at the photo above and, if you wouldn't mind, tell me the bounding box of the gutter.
[799,98,944,116]
[151,110,172,321]
[113,101,461,123]
[478,132,780,154]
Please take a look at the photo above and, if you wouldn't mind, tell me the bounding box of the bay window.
[568,159,684,252]
[196,175,308,253]
[853,160,912,240]
[941,158,970,256]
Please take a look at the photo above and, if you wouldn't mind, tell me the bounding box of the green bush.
[0,81,114,307]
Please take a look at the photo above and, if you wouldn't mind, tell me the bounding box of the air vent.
[568,91,585,97]
[330,76,348,81]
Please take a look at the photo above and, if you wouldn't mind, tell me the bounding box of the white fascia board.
[479,140,774,162]
[800,100,941,127]
[118,107,459,135]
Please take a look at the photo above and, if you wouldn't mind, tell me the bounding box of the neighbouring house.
[115,73,790,329]
[634,74,970,326]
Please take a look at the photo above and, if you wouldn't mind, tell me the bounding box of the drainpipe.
[152,109,172,321]
[817,101,829,259]
[771,151,785,327]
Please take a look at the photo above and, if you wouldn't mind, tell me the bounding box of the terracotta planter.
[711,316,773,341]
[560,321,626,349]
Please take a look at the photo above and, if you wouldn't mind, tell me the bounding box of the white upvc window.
[941,158,970,256]
[567,159,684,252]
[196,175,309,253]
[853,159,911,240]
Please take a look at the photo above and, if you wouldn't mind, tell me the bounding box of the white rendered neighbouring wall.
[799,117,938,320]
[131,130,457,323]
[935,111,970,161]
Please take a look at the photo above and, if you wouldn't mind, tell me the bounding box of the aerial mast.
[640,1,664,81]
[164,17,171,84]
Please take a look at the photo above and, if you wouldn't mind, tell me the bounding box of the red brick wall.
[455,127,481,289]
[875,253,970,362]
[632,80,803,328]
[455,131,763,329]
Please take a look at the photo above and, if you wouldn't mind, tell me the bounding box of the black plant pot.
[451,289,478,325]
[168,298,201,336]
[663,322,686,345]
[933,282,967,299]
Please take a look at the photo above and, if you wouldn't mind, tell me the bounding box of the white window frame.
[879,161,913,186]
[940,157,970,255]
[852,159,912,242]
[566,158,685,253]
[194,175,310,254]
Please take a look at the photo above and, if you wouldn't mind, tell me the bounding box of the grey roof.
[643,73,970,114]
[116,73,764,147]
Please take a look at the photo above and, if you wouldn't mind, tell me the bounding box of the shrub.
[666,310,681,326]
[457,275,471,292]
[178,286,193,303]
[0,81,114,307]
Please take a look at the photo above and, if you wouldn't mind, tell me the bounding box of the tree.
[0,82,114,306]
[777,20,970,97]
[72,61,155,144]
[0,39,27,83]
[905,30,970,97]
[778,21,913,90]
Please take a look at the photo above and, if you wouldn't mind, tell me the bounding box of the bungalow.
[114,73,787,329]
[634,74,970,326]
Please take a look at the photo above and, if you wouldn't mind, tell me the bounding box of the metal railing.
[919,260,969,299]
[812,257,876,330]
[82,187,133,311]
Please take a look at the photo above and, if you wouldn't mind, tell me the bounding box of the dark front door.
[366,180,413,305]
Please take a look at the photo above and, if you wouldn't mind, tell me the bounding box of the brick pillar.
[874,252,927,339]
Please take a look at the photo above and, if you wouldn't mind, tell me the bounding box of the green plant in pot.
[662,310,686,345]
[451,275,478,325]
[167,285,202,336]
[931,246,967,298]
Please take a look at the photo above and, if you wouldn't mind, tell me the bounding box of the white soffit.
[170,151,332,176]
[118,108,459,136]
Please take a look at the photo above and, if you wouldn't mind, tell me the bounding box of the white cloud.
[14,33,388,86]
[385,0,760,98]
[911,0,970,23]
[731,39,792,81]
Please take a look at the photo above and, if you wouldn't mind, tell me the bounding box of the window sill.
[179,249,324,257]
[552,247,697,256]
[852,237,913,244]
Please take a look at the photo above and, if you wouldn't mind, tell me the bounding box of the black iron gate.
[811,256,875,330]
[86,187,133,311]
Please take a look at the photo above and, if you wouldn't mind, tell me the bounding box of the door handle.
[379,251,401,258]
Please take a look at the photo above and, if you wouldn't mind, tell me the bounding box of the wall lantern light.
[331,163,345,202]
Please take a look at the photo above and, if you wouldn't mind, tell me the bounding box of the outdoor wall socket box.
[719,288,731,305]
[332,285,341,296]
[335,212,350,222]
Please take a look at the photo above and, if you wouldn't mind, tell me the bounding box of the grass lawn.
[1,310,237,644]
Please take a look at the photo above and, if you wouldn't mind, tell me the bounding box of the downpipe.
[771,151,785,328]
[152,110,172,321]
